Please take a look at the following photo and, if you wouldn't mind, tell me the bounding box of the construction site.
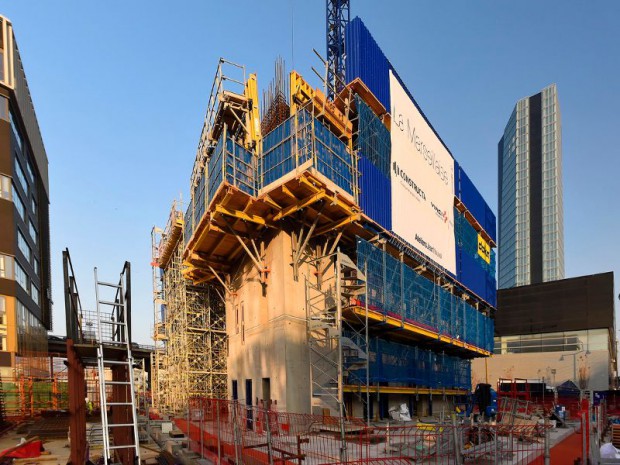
[0,2,619,465]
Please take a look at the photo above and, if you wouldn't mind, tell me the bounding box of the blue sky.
[2,1,619,343]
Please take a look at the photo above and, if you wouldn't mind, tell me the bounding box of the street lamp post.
[560,350,583,386]
[559,346,590,389]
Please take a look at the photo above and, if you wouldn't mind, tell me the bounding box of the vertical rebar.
[335,253,347,464]
[493,427,498,465]
[233,402,240,464]
[216,401,222,464]
[452,415,463,465]
[199,399,204,459]
[365,261,370,426]
[266,404,274,465]
[544,417,550,465]
[582,411,587,465]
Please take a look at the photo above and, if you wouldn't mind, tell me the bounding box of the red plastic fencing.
[174,398,554,465]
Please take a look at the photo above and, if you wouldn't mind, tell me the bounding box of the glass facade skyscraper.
[498,84,564,289]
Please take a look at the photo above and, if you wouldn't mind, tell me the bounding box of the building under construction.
[151,204,227,413]
[151,9,497,419]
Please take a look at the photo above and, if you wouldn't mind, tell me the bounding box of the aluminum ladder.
[95,267,141,465]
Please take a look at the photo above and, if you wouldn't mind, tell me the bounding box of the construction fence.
[175,398,563,465]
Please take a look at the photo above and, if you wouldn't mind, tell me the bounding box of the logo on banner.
[431,202,448,223]
[477,234,491,264]
[392,161,426,201]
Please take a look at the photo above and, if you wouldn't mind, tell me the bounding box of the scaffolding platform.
[343,305,491,358]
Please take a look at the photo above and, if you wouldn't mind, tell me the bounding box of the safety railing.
[260,107,357,197]
[356,237,494,353]
[207,130,257,203]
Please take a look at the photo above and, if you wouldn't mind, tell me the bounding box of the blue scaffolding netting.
[344,330,472,390]
[355,95,391,178]
[455,208,496,277]
[356,237,494,353]
[261,109,356,195]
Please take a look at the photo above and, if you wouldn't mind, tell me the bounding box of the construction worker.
[85,397,93,415]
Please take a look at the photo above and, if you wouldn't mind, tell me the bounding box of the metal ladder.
[95,267,141,465]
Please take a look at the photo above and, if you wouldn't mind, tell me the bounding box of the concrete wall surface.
[227,230,313,413]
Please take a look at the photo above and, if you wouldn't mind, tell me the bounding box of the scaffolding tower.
[151,227,168,412]
[306,252,368,418]
[151,202,227,414]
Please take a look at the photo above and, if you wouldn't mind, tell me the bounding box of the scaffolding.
[151,227,168,412]
[306,252,368,420]
[152,202,227,414]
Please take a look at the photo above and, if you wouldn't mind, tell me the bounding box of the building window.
[30,283,39,305]
[14,261,28,292]
[29,220,37,245]
[26,159,34,183]
[0,294,6,350]
[31,196,37,215]
[17,230,31,261]
[235,304,239,334]
[0,95,8,121]
[0,174,11,200]
[14,159,27,193]
[14,189,25,221]
[9,110,23,151]
[0,254,14,279]
[33,257,39,276]
[16,299,47,354]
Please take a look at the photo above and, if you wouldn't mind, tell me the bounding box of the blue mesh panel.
[355,95,391,177]
[356,237,494,351]
[344,331,472,390]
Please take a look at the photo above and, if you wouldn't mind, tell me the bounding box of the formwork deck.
[184,168,360,283]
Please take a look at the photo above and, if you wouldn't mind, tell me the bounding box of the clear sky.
[2,1,619,344]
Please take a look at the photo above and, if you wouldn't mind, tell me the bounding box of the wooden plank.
[215,204,272,227]
[272,190,326,221]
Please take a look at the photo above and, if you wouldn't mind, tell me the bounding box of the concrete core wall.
[225,229,465,417]
[227,230,312,414]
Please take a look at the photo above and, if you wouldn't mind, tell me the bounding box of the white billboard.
[389,70,456,274]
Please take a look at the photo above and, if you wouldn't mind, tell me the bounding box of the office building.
[472,272,616,391]
[498,84,564,288]
[0,15,52,378]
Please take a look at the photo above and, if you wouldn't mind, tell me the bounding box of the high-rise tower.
[498,84,564,289]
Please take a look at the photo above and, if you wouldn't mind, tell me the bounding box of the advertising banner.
[389,71,456,274]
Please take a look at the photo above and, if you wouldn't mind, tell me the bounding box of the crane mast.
[326,0,350,99]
